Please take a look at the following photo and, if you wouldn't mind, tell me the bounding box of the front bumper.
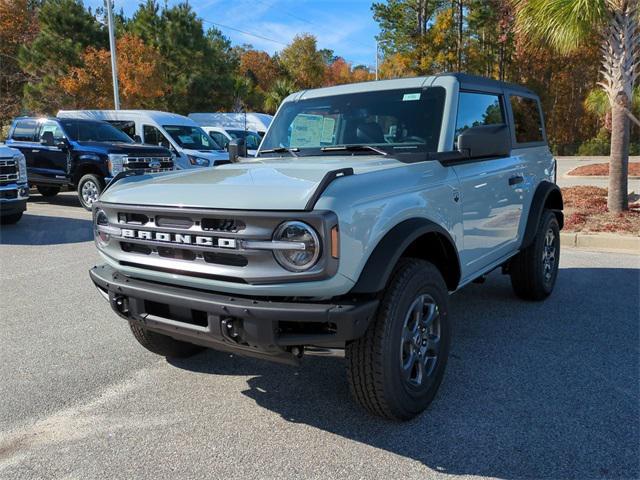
[0,183,28,215]
[90,264,378,365]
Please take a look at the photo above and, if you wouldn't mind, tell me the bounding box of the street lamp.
[105,0,120,109]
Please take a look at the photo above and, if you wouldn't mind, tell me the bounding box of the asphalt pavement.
[0,192,638,480]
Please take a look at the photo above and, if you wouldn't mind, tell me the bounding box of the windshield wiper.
[320,145,388,156]
[259,147,299,157]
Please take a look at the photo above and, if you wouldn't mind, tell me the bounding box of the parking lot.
[0,192,638,480]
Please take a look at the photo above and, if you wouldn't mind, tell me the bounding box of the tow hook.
[113,295,129,315]
[290,346,304,358]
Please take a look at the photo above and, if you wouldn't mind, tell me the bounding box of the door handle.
[509,175,524,186]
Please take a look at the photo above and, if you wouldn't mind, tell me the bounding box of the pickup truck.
[0,145,29,224]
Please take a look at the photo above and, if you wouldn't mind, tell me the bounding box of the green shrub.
[577,129,640,156]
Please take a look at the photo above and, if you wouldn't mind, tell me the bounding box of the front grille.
[124,156,173,173]
[0,189,18,199]
[0,159,18,185]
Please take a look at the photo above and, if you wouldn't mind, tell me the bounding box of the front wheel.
[77,174,104,210]
[129,323,204,358]
[509,210,560,300]
[346,259,451,420]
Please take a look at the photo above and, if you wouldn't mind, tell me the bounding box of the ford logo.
[148,160,161,169]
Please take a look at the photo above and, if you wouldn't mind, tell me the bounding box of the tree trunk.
[608,95,630,213]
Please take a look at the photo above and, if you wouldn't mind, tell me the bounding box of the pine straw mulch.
[561,186,640,235]
[567,162,640,176]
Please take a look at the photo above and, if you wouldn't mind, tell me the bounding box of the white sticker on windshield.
[402,93,421,101]
[290,114,325,147]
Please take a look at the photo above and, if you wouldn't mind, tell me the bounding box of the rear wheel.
[346,259,450,420]
[129,322,204,358]
[510,210,560,300]
[77,174,104,210]
[37,185,60,197]
[0,212,23,224]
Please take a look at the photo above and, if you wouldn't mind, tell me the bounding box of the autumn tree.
[279,34,325,89]
[59,34,166,109]
[239,49,281,92]
[0,0,39,127]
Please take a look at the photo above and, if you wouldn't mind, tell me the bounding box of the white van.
[188,112,273,137]
[200,126,262,156]
[57,110,229,169]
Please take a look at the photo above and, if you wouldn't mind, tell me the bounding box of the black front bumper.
[0,198,27,216]
[90,265,378,364]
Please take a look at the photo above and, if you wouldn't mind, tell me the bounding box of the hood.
[100,155,404,210]
[182,148,228,161]
[75,141,171,157]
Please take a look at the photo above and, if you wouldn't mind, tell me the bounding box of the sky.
[85,0,381,67]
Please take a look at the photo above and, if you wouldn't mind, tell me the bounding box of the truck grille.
[0,158,18,185]
[124,156,173,173]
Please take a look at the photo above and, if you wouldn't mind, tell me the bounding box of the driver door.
[34,120,70,182]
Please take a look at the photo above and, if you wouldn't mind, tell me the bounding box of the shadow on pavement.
[170,266,639,479]
[27,192,82,209]
[0,213,92,245]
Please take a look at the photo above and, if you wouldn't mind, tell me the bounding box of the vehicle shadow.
[0,213,92,245]
[169,266,639,479]
[27,192,82,209]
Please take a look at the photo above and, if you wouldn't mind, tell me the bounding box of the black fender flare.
[520,180,564,250]
[350,218,461,294]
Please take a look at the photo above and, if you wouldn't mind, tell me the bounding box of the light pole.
[375,39,390,81]
[105,0,120,109]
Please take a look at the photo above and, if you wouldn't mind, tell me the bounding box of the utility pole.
[375,41,379,81]
[105,0,120,109]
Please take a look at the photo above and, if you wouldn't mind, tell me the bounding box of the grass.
[567,163,640,176]
[561,186,640,235]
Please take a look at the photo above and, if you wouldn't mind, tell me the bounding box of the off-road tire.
[77,174,104,210]
[37,185,60,197]
[0,212,23,224]
[510,210,560,301]
[129,322,204,358]
[346,258,450,420]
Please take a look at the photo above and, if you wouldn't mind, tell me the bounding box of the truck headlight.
[272,221,320,272]
[108,154,127,176]
[14,153,26,181]
[188,155,210,167]
[93,209,120,247]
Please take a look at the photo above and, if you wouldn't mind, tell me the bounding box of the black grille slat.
[202,218,245,232]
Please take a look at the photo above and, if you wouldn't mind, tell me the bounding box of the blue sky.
[85,0,380,67]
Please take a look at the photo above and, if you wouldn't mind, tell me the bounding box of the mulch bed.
[561,186,640,235]
[567,162,640,176]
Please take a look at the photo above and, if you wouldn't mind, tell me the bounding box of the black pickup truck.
[6,117,174,210]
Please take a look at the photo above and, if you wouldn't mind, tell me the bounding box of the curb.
[563,174,640,180]
[560,232,640,254]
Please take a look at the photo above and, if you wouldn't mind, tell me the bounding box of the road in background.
[1,192,638,480]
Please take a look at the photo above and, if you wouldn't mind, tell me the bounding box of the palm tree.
[264,78,296,114]
[515,0,639,213]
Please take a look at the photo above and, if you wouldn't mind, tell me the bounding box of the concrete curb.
[563,174,640,180]
[561,232,640,254]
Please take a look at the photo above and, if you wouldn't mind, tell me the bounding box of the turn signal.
[331,225,339,259]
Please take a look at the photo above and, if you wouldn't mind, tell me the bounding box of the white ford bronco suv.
[90,74,563,420]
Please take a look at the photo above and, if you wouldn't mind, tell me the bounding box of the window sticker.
[290,114,325,147]
[402,93,421,101]
[178,135,194,143]
[321,117,336,143]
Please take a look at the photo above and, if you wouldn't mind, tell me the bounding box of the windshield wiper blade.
[259,147,299,157]
[320,144,388,156]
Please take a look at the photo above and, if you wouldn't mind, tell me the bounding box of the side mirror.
[228,138,247,162]
[133,135,142,143]
[457,124,511,159]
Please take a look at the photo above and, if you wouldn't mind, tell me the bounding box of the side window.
[510,95,544,143]
[455,92,504,138]
[143,125,170,148]
[246,133,260,149]
[39,121,65,142]
[210,132,229,148]
[108,121,136,140]
[11,120,38,142]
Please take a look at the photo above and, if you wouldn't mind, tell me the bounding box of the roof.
[57,110,197,126]
[285,72,537,102]
[189,112,273,131]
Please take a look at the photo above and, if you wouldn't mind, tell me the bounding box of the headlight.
[272,221,320,272]
[188,155,210,167]
[14,153,27,181]
[93,209,120,248]
[108,154,127,176]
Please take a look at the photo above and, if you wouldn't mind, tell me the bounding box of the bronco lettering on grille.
[120,228,236,249]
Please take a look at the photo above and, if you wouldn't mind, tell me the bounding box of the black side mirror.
[457,124,511,159]
[40,131,55,146]
[228,138,247,162]
[133,135,142,143]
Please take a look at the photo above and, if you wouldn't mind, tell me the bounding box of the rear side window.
[510,96,544,143]
[455,92,504,138]
[11,120,38,141]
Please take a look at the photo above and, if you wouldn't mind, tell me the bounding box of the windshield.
[259,87,446,157]
[61,119,134,143]
[163,125,222,151]
[227,129,262,149]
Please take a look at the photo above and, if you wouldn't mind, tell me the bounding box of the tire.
[346,258,451,420]
[77,174,104,210]
[510,210,560,301]
[37,185,60,197]
[0,212,23,225]
[129,322,204,358]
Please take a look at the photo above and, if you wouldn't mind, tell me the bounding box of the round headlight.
[94,209,110,246]
[273,221,320,272]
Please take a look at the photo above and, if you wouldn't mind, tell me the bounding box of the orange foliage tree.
[59,33,166,109]
[239,50,281,92]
